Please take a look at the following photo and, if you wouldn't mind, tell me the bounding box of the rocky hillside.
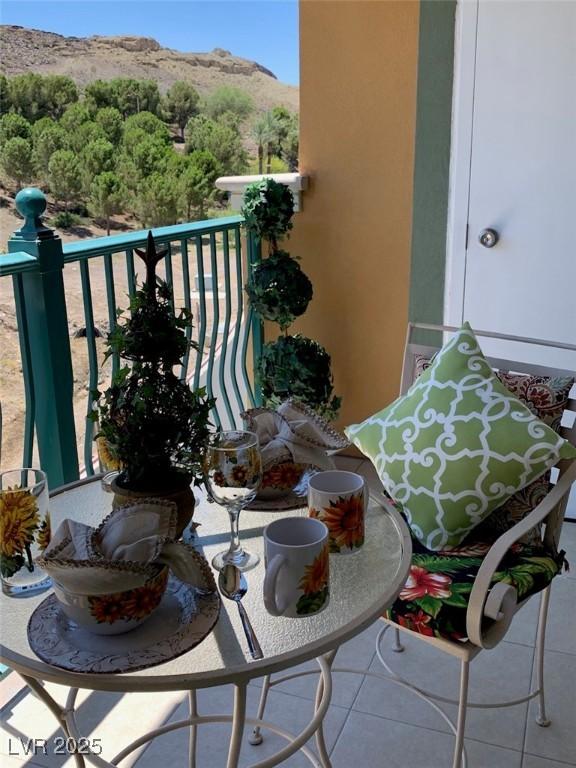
[0,25,298,113]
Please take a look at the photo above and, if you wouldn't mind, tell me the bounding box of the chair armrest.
[466,459,576,648]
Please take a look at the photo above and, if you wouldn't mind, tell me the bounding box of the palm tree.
[253,112,282,174]
[252,117,270,174]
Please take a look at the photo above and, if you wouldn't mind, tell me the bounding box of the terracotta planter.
[110,477,195,538]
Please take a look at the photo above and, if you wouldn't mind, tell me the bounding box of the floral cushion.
[385,520,564,642]
[413,356,574,545]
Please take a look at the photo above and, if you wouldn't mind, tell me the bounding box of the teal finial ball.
[15,187,47,221]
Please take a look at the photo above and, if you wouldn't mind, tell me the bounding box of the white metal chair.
[374,323,576,768]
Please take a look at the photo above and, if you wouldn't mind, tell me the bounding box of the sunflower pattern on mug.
[308,470,367,554]
[0,486,40,578]
[296,543,329,616]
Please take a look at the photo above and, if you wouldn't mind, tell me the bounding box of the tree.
[283,120,299,171]
[271,107,299,170]
[89,171,124,235]
[84,80,115,110]
[0,114,32,145]
[48,149,82,210]
[43,75,78,119]
[253,111,280,174]
[81,138,116,191]
[135,172,178,227]
[131,136,171,178]
[60,102,92,133]
[111,79,161,117]
[0,137,34,189]
[165,81,200,139]
[203,86,253,122]
[31,116,57,142]
[178,150,220,219]
[0,75,10,115]
[95,107,123,145]
[185,115,247,175]
[7,73,47,121]
[124,111,171,144]
[32,123,67,179]
[68,121,107,154]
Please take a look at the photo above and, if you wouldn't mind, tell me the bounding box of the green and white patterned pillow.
[345,323,576,551]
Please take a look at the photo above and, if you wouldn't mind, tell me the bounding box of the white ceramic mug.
[308,470,367,554]
[263,516,329,618]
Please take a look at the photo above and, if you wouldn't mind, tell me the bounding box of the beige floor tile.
[523,755,576,768]
[1,685,183,768]
[524,649,576,764]
[542,577,576,655]
[134,685,349,768]
[330,710,522,768]
[354,634,534,751]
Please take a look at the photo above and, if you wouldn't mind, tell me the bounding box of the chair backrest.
[401,323,576,548]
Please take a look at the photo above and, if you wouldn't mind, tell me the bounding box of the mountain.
[0,26,298,113]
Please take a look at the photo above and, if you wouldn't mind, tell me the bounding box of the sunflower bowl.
[52,565,169,636]
[258,461,308,499]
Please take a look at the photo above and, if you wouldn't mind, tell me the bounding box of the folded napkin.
[242,399,349,471]
[37,499,215,596]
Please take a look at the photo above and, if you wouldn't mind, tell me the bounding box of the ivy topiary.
[93,231,215,491]
[258,335,342,422]
[246,250,312,330]
[242,178,294,249]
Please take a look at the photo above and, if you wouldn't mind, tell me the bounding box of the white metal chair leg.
[535,585,552,727]
[188,690,198,768]
[249,674,271,745]
[452,660,470,768]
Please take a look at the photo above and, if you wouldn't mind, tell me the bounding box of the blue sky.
[1,1,300,85]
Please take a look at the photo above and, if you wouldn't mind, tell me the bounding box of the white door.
[448,0,576,370]
[448,0,576,518]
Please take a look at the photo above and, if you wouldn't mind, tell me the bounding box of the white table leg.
[249,674,271,745]
[227,683,247,768]
[188,690,198,768]
[314,651,336,768]
[20,676,85,768]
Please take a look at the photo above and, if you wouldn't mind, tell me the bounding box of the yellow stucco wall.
[286,0,419,433]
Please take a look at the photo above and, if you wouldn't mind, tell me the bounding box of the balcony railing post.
[246,230,264,406]
[7,188,79,487]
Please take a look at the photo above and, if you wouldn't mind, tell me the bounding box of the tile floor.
[1,458,575,768]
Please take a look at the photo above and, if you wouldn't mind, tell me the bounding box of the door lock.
[478,228,499,248]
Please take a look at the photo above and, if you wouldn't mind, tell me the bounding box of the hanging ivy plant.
[258,335,342,422]
[242,179,294,249]
[246,250,313,331]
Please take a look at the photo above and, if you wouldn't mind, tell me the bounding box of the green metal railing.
[0,188,263,489]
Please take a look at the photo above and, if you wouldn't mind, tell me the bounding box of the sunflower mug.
[308,470,367,554]
[263,517,330,618]
[0,468,52,597]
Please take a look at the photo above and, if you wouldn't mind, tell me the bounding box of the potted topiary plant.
[243,179,341,421]
[92,232,215,536]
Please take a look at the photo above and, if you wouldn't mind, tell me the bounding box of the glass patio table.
[0,476,411,768]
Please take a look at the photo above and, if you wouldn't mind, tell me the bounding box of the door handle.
[478,228,499,248]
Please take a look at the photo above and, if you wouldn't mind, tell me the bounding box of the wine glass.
[204,430,262,572]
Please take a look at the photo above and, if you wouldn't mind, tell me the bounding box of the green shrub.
[51,211,81,229]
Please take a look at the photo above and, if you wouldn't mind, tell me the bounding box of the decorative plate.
[246,468,317,512]
[27,576,220,674]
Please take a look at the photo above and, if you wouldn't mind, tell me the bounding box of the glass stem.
[227,506,243,557]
